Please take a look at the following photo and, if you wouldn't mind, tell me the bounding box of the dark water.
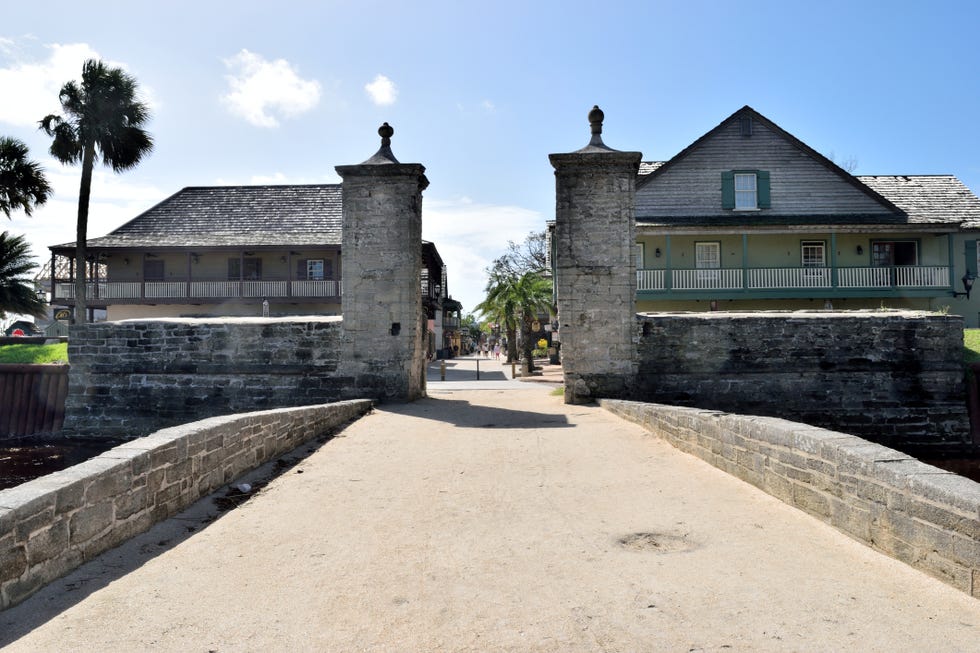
[920,456,980,484]
[0,439,116,491]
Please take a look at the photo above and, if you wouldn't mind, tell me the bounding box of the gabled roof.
[637,105,904,215]
[53,184,343,250]
[856,175,980,225]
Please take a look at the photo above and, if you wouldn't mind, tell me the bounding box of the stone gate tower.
[549,107,642,403]
[336,123,428,400]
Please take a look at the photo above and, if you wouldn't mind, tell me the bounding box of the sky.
[2,0,979,314]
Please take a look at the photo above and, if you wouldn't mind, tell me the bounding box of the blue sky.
[2,0,979,312]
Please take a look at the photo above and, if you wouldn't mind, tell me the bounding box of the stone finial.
[588,105,604,144]
[573,105,613,153]
[361,122,400,164]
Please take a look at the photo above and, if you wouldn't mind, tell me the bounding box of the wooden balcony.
[52,278,343,305]
[637,265,952,299]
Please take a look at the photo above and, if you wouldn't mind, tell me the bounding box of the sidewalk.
[2,387,979,651]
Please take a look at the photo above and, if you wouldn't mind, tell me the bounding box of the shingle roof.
[53,184,343,250]
[856,175,980,225]
[638,161,664,176]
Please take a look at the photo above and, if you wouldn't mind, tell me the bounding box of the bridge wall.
[602,399,980,599]
[0,399,372,610]
[62,317,358,438]
[635,310,969,448]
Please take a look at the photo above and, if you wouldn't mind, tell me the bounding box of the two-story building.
[48,183,463,349]
[633,106,980,323]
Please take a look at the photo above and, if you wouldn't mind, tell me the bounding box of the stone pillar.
[335,123,428,401]
[549,106,642,404]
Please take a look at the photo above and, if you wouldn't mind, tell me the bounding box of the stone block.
[69,501,114,545]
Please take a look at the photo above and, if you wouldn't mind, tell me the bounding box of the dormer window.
[734,173,757,210]
[722,170,771,210]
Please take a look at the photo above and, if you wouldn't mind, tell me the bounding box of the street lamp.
[952,272,975,299]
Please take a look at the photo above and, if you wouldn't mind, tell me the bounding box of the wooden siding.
[637,118,894,218]
[0,364,69,437]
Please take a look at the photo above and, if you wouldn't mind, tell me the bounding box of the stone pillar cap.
[360,122,400,165]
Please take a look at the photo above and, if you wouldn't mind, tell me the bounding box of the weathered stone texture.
[63,317,347,438]
[336,161,428,402]
[636,311,969,447]
[0,399,372,611]
[602,399,980,599]
[550,150,642,404]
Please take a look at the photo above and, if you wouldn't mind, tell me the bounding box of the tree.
[40,59,153,323]
[0,231,46,318]
[489,230,547,278]
[477,271,553,374]
[0,136,51,219]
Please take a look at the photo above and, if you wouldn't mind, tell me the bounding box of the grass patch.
[550,386,564,397]
[0,343,69,364]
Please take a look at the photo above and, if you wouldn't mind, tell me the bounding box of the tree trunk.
[73,143,96,324]
[505,325,517,363]
[521,315,535,375]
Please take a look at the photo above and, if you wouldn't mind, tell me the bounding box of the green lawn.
[0,342,69,364]
[965,329,980,365]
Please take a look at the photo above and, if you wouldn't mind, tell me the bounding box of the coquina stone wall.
[63,317,358,438]
[0,399,372,610]
[601,399,980,599]
[635,310,969,448]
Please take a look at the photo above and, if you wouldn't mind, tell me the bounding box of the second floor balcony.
[637,265,952,299]
[53,277,343,305]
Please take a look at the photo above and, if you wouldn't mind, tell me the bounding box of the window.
[695,242,720,282]
[735,174,757,209]
[801,241,826,267]
[722,170,771,210]
[143,260,164,281]
[307,259,324,280]
[228,257,262,280]
[872,241,917,267]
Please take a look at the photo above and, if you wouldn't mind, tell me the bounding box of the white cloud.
[221,49,321,128]
[482,100,495,112]
[423,197,545,313]
[365,74,397,106]
[0,42,102,127]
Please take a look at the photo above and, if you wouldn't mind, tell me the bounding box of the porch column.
[550,106,642,404]
[831,233,839,288]
[665,235,672,291]
[948,234,956,288]
[742,234,748,290]
[186,252,192,299]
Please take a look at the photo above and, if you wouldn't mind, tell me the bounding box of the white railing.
[54,278,345,301]
[672,268,743,290]
[144,281,186,298]
[190,281,241,298]
[748,267,832,289]
[838,267,892,288]
[895,266,949,288]
[637,269,665,291]
[636,266,950,293]
[291,280,341,297]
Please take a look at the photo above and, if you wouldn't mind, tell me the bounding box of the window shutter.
[757,170,771,208]
[721,171,735,209]
[965,240,978,277]
[296,259,307,279]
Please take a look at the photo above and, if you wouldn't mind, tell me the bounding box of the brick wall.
[636,310,969,447]
[63,317,353,438]
[0,399,372,610]
[601,399,980,599]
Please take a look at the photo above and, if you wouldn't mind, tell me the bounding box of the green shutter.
[966,240,978,277]
[757,170,771,208]
[721,171,735,209]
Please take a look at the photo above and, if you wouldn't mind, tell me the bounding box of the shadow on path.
[378,395,571,429]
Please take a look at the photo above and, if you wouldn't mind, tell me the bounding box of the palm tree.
[0,136,51,219]
[0,231,45,318]
[477,271,553,374]
[40,59,153,323]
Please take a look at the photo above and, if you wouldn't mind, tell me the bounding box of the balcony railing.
[638,266,951,292]
[54,278,343,302]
